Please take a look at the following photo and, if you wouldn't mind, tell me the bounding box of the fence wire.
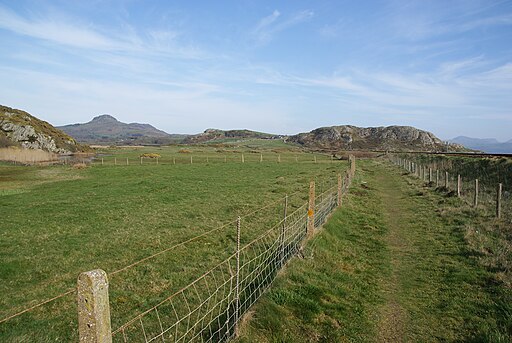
[111,170,352,343]
[390,155,511,222]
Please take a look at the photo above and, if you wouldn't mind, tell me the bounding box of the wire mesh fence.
[109,168,354,343]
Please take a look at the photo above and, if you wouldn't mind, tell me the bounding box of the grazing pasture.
[0,144,347,342]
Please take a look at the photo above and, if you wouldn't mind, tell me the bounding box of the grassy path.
[235,159,511,342]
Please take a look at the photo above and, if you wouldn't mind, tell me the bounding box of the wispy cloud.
[252,9,314,44]
[0,4,204,60]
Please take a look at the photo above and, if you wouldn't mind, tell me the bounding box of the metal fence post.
[474,179,479,208]
[307,181,315,234]
[234,216,241,336]
[77,269,112,343]
[497,183,502,219]
[281,195,288,266]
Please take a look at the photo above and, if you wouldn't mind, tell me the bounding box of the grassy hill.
[58,115,186,145]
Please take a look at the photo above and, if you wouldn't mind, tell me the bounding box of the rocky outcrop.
[289,125,464,152]
[0,105,83,153]
[183,128,279,144]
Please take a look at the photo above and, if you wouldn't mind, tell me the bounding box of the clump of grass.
[0,147,57,163]
[139,153,161,158]
[72,163,88,169]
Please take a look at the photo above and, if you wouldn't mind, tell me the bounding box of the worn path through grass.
[236,159,511,342]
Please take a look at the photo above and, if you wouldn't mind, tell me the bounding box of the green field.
[234,159,512,342]
[0,144,346,342]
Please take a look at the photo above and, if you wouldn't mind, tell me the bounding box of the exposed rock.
[0,105,84,153]
[289,125,465,152]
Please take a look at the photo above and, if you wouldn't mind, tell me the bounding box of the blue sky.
[0,0,511,140]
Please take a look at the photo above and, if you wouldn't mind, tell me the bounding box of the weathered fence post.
[474,179,479,208]
[156,157,159,165]
[206,156,209,163]
[429,168,432,183]
[114,158,117,166]
[126,158,129,166]
[140,157,142,165]
[445,171,449,189]
[337,173,342,207]
[190,156,193,164]
[280,195,288,266]
[314,155,317,164]
[278,154,281,163]
[457,175,462,198]
[234,216,241,336]
[436,170,439,187]
[497,183,502,219]
[173,157,176,165]
[350,155,356,177]
[241,154,244,163]
[101,158,104,166]
[77,269,112,343]
[307,181,315,235]
[260,154,263,163]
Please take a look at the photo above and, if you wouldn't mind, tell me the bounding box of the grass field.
[0,144,347,342]
[234,159,512,342]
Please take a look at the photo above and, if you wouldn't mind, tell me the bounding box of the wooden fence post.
[101,158,104,166]
[436,170,439,187]
[278,154,281,163]
[474,179,479,208]
[140,157,142,165]
[190,156,193,164]
[429,168,432,183]
[307,181,315,235]
[337,173,342,207]
[156,157,159,165]
[445,171,449,189]
[314,155,317,163]
[77,269,112,343]
[173,157,176,165]
[114,158,117,166]
[260,154,263,163]
[457,175,462,198]
[206,156,209,163]
[497,183,502,219]
[126,158,129,166]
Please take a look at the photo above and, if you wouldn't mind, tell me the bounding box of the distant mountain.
[183,128,280,144]
[449,136,512,154]
[288,125,466,152]
[58,115,186,145]
[0,105,86,153]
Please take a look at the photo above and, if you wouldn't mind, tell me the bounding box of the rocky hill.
[58,115,185,145]
[183,128,279,144]
[288,125,465,152]
[0,105,84,153]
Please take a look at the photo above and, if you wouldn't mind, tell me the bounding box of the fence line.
[0,156,355,342]
[79,156,356,343]
[389,155,511,221]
